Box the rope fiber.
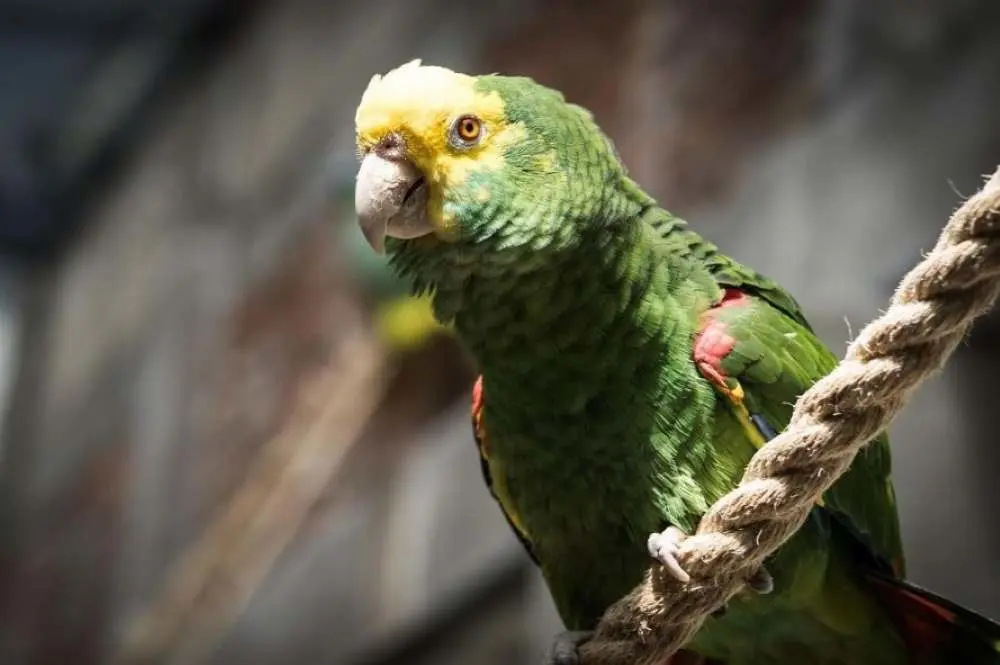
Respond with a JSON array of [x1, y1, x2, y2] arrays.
[[579, 166, 1000, 665]]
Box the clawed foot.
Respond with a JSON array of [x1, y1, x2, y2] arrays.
[[745, 565, 774, 595], [646, 526, 774, 599], [647, 526, 692, 583], [543, 630, 593, 665]]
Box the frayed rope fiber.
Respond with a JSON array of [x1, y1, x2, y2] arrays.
[[580, 167, 1000, 665]]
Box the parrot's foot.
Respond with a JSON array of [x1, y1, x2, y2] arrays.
[[646, 526, 691, 583], [646, 526, 773, 593], [745, 566, 774, 595], [543, 630, 593, 665]]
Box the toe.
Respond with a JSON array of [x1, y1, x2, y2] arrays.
[[646, 532, 665, 559], [544, 630, 593, 665], [646, 529, 691, 583], [661, 555, 691, 584], [747, 566, 774, 595]]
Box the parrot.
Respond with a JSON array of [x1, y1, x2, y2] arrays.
[[350, 59, 1000, 665]]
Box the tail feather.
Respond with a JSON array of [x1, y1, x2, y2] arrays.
[[866, 571, 1000, 664]]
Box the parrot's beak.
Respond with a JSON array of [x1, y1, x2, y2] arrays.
[[355, 151, 431, 254]]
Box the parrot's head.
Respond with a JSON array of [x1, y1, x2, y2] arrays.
[[353, 60, 636, 289]]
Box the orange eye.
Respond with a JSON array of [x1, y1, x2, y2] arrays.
[[453, 115, 482, 145]]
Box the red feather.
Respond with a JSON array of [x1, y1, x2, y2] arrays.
[[471, 375, 487, 457], [865, 570, 1000, 663], [693, 288, 751, 395]]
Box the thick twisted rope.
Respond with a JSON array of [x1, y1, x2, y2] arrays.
[[580, 166, 1000, 665]]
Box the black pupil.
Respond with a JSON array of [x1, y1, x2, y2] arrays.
[[462, 120, 476, 137]]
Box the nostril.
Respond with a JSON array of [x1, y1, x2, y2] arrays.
[[376, 133, 406, 160]]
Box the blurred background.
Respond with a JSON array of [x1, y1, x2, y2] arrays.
[[0, 1, 999, 664]]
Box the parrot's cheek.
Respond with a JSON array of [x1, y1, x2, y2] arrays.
[[355, 152, 433, 254]]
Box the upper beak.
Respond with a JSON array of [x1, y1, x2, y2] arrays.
[[355, 152, 431, 254]]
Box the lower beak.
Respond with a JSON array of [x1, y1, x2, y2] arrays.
[[355, 153, 432, 254]]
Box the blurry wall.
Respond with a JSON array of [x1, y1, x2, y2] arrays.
[[0, 1, 998, 665]]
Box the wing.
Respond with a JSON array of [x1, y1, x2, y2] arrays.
[[693, 285, 905, 572], [648, 208, 903, 568], [649, 211, 813, 330], [471, 376, 540, 565]]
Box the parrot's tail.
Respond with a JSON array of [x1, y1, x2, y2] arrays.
[[865, 571, 1000, 664]]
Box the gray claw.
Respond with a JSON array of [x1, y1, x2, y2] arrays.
[[646, 526, 691, 583], [544, 630, 593, 665], [747, 565, 774, 595], [709, 566, 772, 621]]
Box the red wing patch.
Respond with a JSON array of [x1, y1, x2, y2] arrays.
[[472, 374, 484, 414], [469, 375, 540, 565], [471, 375, 488, 457], [694, 288, 750, 399]]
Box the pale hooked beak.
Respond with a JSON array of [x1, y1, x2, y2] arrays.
[[355, 152, 432, 254]]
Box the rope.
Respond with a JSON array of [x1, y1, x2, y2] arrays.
[[580, 166, 1000, 665]]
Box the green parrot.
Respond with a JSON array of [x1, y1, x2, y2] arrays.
[[351, 60, 1000, 665]]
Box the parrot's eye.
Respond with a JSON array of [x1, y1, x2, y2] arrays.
[[450, 115, 483, 148]]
